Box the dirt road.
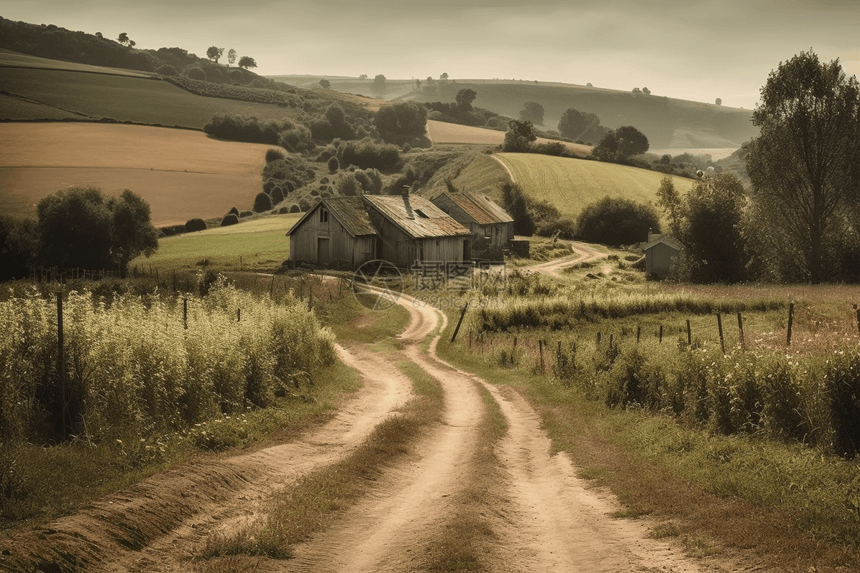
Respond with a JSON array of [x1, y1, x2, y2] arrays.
[[525, 240, 609, 277], [4, 291, 714, 572]]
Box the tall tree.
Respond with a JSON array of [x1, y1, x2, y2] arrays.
[[503, 119, 537, 152], [238, 56, 257, 69], [227, 49, 237, 66], [615, 125, 649, 157], [206, 46, 224, 63], [746, 50, 860, 283], [519, 101, 544, 125], [117, 32, 129, 46], [455, 88, 477, 110], [557, 108, 604, 142]]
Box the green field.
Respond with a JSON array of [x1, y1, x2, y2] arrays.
[[0, 51, 153, 77], [132, 214, 301, 272], [0, 68, 297, 127], [440, 152, 694, 221]]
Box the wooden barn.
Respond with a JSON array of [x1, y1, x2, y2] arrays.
[[286, 190, 471, 270], [286, 196, 379, 269], [644, 233, 683, 280], [363, 191, 471, 269], [431, 192, 514, 254]]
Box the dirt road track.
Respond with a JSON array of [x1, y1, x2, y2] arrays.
[[5, 290, 718, 572], [525, 240, 608, 278]]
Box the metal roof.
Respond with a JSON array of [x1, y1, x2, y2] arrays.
[[436, 192, 513, 225], [363, 194, 470, 239], [285, 197, 378, 238], [644, 235, 683, 251]]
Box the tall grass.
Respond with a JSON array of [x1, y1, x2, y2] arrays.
[[0, 276, 335, 446]]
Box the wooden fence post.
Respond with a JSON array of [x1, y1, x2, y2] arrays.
[[737, 312, 745, 350], [717, 313, 725, 354], [855, 304, 859, 336], [787, 303, 794, 346], [57, 292, 67, 439], [686, 319, 692, 346], [539, 339, 545, 371], [237, 308, 241, 322], [659, 325, 663, 344], [183, 298, 188, 330], [637, 325, 641, 344], [451, 302, 469, 343]]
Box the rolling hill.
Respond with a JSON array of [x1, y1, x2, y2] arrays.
[[428, 152, 695, 223], [0, 123, 273, 226]]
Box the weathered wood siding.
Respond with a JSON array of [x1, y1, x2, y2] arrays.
[[433, 195, 513, 249], [367, 209, 466, 268], [646, 243, 679, 280], [290, 203, 376, 268]]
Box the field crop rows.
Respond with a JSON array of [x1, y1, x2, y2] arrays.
[[0, 68, 297, 127]]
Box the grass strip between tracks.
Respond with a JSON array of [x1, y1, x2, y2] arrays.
[[196, 351, 446, 569]]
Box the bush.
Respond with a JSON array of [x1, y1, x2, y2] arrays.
[[185, 218, 207, 233], [327, 156, 339, 173], [160, 224, 186, 236], [278, 207, 289, 214], [239, 210, 254, 218], [576, 196, 660, 245], [270, 186, 285, 205], [220, 213, 239, 227], [156, 64, 178, 77], [536, 217, 577, 239], [253, 193, 272, 213], [185, 67, 206, 80], [337, 137, 401, 171], [265, 148, 285, 163], [204, 113, 280, 145], [229, 207, 239, 216], [277, 121, 314, 153]]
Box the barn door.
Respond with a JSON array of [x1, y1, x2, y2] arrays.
[[317, 237, 330, 267]]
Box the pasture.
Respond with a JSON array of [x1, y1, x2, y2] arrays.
[[0, 123, 273, 226], [426, 120, 592, 155], [494, 153, 695, 219], [0, 68, 296, 128], [0, 50, 152, 77], [132, 213, 301, 271]]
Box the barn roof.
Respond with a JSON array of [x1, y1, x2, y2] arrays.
[[644, 235, 683, 252], [363, 194, 470, 239], [436, 192, 514, 225], [285, 197, 377, 238]]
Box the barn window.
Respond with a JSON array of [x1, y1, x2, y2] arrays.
[[320, 208, 328, 223]]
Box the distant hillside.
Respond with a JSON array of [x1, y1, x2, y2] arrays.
[[275, 76, 757, 150], [425, 152, 694, 224]]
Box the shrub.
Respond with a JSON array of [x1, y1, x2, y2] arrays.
[[277, 121, 314, 153], [156, 64, 178, 77], [185, 218, 207, 233], [239, 210, 254, 218], [270, 186, 285, 205], [229, 207, 239, 216], [253, 193, 272, 213], [327, 156, 339, 173], [278, 207, 289, 214], [576, 196, 660, 245], [185, 67, 206, 80], [160, 224, 186, 236], [265, 148, 285, 163], [220, 213, 239, 227], [204, 113, 280, 145], [536, 217, 577, 239], [337, 137, 401, 171]]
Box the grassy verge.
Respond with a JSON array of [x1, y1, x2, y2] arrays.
[[196, 357, 445, 570], [315, 290, 412, 346], [0, 360, 361, 529], [435, 307, 860, 572]]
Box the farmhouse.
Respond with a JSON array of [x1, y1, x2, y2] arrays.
[[286, 190, 471, 270], [644, 232, 683, 280], [431, 192, 514, 256]]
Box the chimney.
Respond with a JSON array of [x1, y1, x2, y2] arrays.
[[402, 185, 414, 219], [401, 185, 410, 198]]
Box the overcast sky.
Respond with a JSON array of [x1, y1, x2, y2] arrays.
[[4, 0, 859, 109]]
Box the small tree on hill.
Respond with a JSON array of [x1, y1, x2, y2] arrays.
[[319, 78, 331, 89], [372, 74, 386, 93], [185, 218, 207, 232], [238, 56, 257, 70], [576, 196, 660, 246], [117, 32, 129, 46], [615, 125, 649, 157], [503, 119, 537, 152], [455, 88, 477, 111], [227, 49, 237, 66], [206, 46, 224, 63], [519, 101, 544, 125]]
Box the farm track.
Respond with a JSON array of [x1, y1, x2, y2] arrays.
[[5, 290, 719, 572], [525, 240, 609, 277]]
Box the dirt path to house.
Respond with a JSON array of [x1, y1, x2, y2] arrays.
[[525, 240, 608, 277], [3, 290, 717, 573]]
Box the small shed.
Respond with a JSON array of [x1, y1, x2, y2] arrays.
[[363, 191, 471, 269], [644, 233, 682, 280], [286, 196, 378, 269], [431, 192, 514, 253]]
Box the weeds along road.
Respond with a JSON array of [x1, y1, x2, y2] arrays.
[[8, 286, 709, 572]]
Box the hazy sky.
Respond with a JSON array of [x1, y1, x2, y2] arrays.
[[4, 0, 859, 108]]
